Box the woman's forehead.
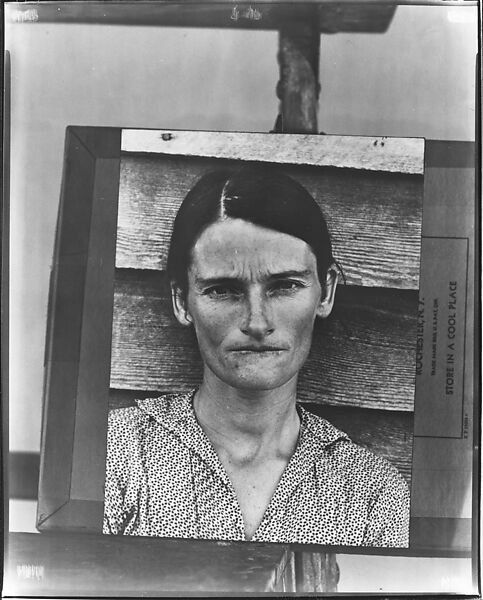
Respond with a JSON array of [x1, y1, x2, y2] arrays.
[[189, 218, 318, 280]]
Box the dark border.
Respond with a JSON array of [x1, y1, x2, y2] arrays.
[[2, 48, 11, 567], [471, 42, 481, 595]]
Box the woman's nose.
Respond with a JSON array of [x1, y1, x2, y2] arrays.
[[240, 290, 274, 338]]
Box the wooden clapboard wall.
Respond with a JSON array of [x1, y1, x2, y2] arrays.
[[110, 130, 423, 484]]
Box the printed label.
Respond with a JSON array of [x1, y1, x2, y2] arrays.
[[414, 237, 468, 438]]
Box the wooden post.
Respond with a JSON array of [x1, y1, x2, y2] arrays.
[[292, 550, 339, 593], [276, 9, 321, 134]]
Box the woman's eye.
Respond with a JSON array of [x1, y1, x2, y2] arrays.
[[204, 286, 241, 298], [270, 280, 304, 294]]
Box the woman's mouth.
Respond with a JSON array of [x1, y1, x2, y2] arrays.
[[230, 345, 287, 352]]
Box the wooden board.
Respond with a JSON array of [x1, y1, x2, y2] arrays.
[[121, 131, 424, 174], [5, 532, 292, 595], [110, 270, 417, 411], [7, 2, 398, 33], [116, 155, 423, 289]]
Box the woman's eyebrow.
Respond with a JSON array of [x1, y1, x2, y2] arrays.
[[267, 270, 312, 280], [194, 276, 241, 287], [194, 270, 313, 287]]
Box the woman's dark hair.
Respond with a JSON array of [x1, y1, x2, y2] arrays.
[[167, 165, 335, 294]]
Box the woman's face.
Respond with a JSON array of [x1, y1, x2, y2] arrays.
[[172, 218, 336, 392]]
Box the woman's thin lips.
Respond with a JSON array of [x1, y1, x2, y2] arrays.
[[229, 346, 287, 352]]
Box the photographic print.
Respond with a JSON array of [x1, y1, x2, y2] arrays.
[[106, 130, 422, 546]]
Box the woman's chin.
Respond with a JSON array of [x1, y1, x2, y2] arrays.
[[221, 367, 296, 392]]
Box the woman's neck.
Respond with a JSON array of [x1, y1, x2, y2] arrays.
[[193, 372, 301, 462]]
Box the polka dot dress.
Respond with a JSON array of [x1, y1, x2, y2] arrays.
[[103, 391, 410, 547]]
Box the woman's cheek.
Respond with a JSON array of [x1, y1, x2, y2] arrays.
[[194, 305, 237, 341], [279, 296, 319, 325]]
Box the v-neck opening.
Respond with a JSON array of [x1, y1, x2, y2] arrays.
[[249, 407, 313, 540], [189, 391, 307, 541]]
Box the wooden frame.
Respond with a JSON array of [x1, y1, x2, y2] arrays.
[[37, 127, 476, 560], [37, 127, 121, 530]]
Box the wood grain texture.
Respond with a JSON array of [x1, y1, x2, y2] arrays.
[[108, 389, 413, 483], [115, 156, 423, 289], [277, 14, 320, 134], [10, 2, 398, 33], [121, 130, 424, 174], [307, 403, 413, 483], [6, 532, 291, 595], [293, 551, 339, 593], [110, 270, 417, 411]]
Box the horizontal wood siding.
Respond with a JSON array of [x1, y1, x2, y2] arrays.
[[121, 131, 424, 174], [116, 155, 423, 289], [110, 270, 417, 411]]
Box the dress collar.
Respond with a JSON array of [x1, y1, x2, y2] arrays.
[[136, 390, 351, 541], [137, 390, 231, 486], [136, 390, 350, 449]]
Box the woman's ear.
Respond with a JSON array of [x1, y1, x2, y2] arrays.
[[170, 282, 193, 326], [316, 265, 338, 319]]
